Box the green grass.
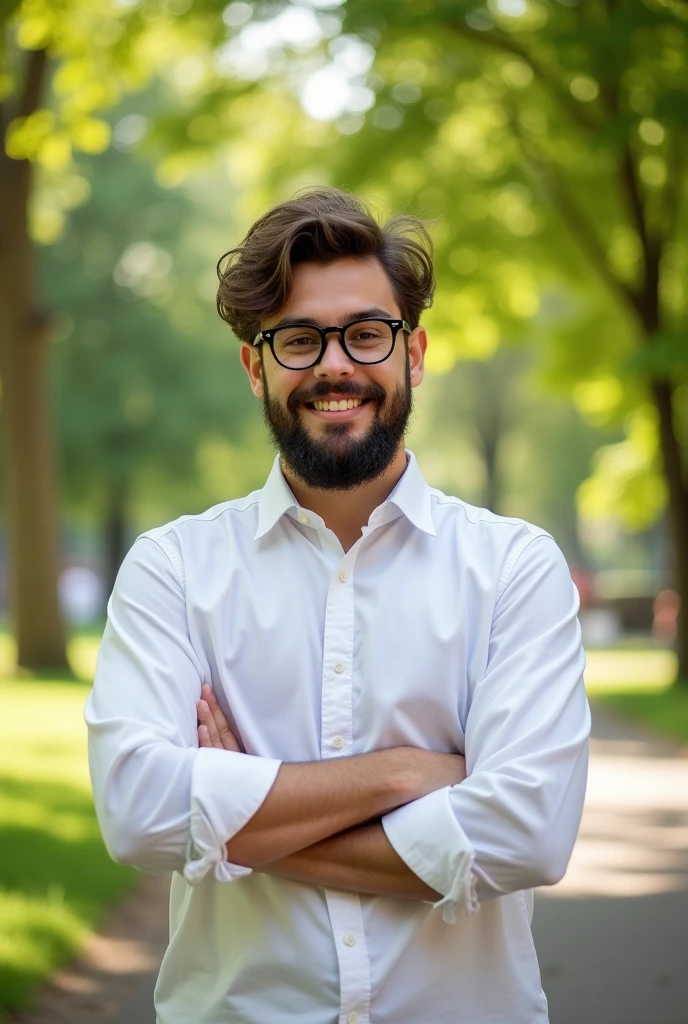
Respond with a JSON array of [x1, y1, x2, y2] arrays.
[[583, 647, 677, 693], [0, 662, 136, 1018], [583, 647, 688, 744], [594, 684, 688, 745]]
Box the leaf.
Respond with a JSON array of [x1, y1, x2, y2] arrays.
[[70, 117, 112, 154], [37, 133, 72, 171], [624, 332, 688, 378], [5, 109, 54, 160], [655, 90, 688, 126]]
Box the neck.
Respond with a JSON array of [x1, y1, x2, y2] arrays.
[[281, 444, 409, 552]]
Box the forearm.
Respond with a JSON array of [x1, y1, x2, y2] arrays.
[[261, 821, 441, 901], [226, 751, 413, 868]]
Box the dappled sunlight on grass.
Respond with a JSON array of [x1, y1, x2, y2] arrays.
[[0, 676, 135, 1015], [584, 648, 676, 694], [595, 685, 688, 746], [0, 632, 102, 683], [0, 888, 88, 1010], [0, 633, 15, 678], [67, 634, 102, 682]]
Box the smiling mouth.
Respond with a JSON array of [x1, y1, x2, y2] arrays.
[[305, 397, 370, 412]]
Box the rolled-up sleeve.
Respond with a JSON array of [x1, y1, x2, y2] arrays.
[[85, 536, 281, 884], [382, 533, 590, 922]]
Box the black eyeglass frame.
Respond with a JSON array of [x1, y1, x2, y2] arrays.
[[253, 317, 412, 370]]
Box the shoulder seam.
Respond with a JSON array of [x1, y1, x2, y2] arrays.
[[433, 493, 552, 536], [135, 534, 186, 591], [495, 532, 554, 603], [142, 498, 260, 544]]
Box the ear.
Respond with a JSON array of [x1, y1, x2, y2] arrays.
[[240, 341, 264, 399], [408, 326, 427, 389]]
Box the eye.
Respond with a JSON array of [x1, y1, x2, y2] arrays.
[[287, 335, 316, 346], [351, 328, 381, 341]]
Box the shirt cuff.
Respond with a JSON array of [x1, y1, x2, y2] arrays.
[[183, 747, 282, 885], [381, 786, 479, 923]]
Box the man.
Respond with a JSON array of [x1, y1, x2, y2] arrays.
[[86, 187, 590, 1024]]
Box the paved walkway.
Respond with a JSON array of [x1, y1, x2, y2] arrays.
[[13, 707, 688, 1024], [533, 707, 688, 1024]]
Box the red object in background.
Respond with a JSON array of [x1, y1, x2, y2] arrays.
[[570, 564, 594, 609], [652, 589, 680, 640]]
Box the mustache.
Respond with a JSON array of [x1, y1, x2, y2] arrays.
[[287, 380, 386, 414]]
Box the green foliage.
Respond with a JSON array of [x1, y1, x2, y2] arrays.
[[323, 0, 688, 533], [3, 0, 686, 540], [44, 93, 264, 530]]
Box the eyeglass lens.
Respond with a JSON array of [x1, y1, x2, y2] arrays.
[[272, 320, 395, 367]]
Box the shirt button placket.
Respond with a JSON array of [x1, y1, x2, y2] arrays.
[[321, 557, 370, 1024], [321, 559, 354, 761]]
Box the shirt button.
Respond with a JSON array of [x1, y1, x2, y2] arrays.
[[334, 662, 345, 674], [338, 570, 348, 582], [348, 1014, 358, 1024], [343, 934, 356, 947], [333, 736, 344, 749], [297, 512, 309, 525]]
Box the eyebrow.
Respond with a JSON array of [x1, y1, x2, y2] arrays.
[[267, 307, 396, 331]]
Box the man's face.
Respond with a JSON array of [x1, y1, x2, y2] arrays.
[[240, 257, 427, 490]]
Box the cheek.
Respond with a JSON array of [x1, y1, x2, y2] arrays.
[[275, 372, 310, 409]]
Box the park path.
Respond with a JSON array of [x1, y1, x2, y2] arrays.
[[533, 706, 688, 1024], [11, 706, 688, 1024]]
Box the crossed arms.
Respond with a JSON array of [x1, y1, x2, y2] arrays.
[[87, 533, 590, 910], [197, 684, 467, 901]]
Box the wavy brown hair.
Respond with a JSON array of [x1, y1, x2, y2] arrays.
[[216, 188, 435, 341]]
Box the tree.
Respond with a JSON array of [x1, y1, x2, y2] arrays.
[[320, 0, 688, 678], [0, 0, 258, 667], [0, 2, 157, 667]]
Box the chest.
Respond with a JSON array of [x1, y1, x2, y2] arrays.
[[186, 526, 495, 760]]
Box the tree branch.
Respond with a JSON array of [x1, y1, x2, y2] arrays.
[[621, 143, 661, 332], [4, 48, 48, 217], [665, 130, 685, 249], [443, 18, 601, 134], [18, 47, 47, 120], [509, 111, 640, 318], [596, 56, 661, 334]]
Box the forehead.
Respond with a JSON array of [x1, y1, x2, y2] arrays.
[[264, 256, 401, 328]]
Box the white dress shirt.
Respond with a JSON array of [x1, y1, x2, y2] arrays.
[[86, 450, 590, 1024]]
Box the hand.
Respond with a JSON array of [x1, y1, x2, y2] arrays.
[[394, 747, 467, 801], [196, 684, 241, 751]]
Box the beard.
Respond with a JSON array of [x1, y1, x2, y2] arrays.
[[261, 362, 413, 491]]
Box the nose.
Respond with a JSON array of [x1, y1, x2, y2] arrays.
[[313, 333, 356, 381]]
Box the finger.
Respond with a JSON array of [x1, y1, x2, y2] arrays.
[[197, 699, 223, 749], [198, 724, 212, 748], [202, 685, 241, 752]]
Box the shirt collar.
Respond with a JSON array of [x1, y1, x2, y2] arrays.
[[254, 455, 300, 540], [254, 449, 436, 541], [383, 450, 436, 536]]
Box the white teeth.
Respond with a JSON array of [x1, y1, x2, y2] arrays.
[[312, 398, 363, 411]]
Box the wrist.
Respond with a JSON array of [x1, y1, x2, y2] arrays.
[[373, 748, 421, 809]]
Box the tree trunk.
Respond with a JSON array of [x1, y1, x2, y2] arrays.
[[0, 52, 68, 671], [104, 479, 129, 603], [651, 379, 688, 682]]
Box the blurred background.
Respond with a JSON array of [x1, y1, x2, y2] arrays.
[[0, 1, 687, 1022]]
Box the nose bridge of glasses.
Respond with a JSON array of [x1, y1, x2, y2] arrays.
[[322, 325, 347, 343], [318, 327, 353, 366]]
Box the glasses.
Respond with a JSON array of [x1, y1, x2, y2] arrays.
[[253, 317, 411, 370]]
